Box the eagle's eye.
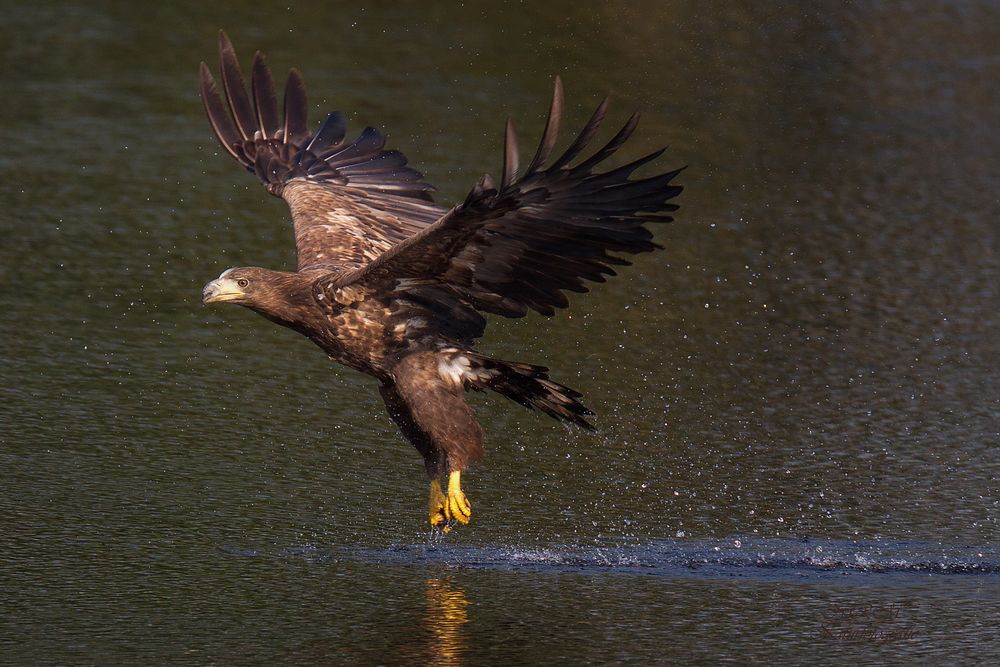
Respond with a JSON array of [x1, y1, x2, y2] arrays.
[[237, 278, 250, 288]]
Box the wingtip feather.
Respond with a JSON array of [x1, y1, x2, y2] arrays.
[[251, 51, 280, 139], [550, 96, 611, 170], [218, 31, 256, 141], [282, 67, 309, 145], [525, 75, 564, 174], [199, 60, 245, 164], [501, 117, 520, 191]]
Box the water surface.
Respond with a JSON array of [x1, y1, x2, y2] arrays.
[[1, 1, 997, 664]]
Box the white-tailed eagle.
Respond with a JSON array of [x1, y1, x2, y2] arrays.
[[199, 32, 683, 531]]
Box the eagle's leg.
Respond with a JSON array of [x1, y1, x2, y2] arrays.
[[384, 351, 485, 531]]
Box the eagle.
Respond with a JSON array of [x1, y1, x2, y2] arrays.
[[199, 32, 682, 531]]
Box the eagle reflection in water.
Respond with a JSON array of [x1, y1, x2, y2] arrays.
[[199, 32, 683, 531], [424, 578, 470, 666]]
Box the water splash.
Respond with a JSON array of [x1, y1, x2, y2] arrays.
[[223, 538, 1000, 582]]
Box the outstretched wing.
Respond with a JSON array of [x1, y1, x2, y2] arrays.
[[331, 77, 683, 319], [199, 31, 443, 272]]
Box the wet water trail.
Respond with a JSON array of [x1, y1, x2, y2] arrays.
[[231, 538, 1000, 581]]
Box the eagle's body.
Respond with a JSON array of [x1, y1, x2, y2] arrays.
[[199, 33, 682, 530]]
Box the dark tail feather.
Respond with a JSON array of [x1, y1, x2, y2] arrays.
[[464, 353, 595, 430]]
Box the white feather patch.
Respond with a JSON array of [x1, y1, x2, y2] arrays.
[[437, 355, 471, 385]]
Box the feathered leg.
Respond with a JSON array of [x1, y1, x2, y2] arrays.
[[380, 351, 484, 530], [379, 382, 452, 528]]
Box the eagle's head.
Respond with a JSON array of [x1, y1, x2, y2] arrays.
[[202, 267, 315, 324], [202, 267, 260, 305]]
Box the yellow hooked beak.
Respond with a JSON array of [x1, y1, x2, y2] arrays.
[[202, 277, 245, 304]]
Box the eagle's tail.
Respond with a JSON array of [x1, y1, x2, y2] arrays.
[[462, 352, 596, 431]]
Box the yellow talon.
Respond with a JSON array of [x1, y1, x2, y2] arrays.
[[428, 471, 472, 532], [429, 479, 448, 529], [447, 470, 472, 525]]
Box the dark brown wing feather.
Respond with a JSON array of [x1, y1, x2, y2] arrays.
[[199, 31, 442, 271], [334, 77, 683, 320]]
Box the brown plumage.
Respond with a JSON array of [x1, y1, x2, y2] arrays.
[[199, 31, 683, 530]]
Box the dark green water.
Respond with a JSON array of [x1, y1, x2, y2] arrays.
[[1, 1, 997, 664]]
